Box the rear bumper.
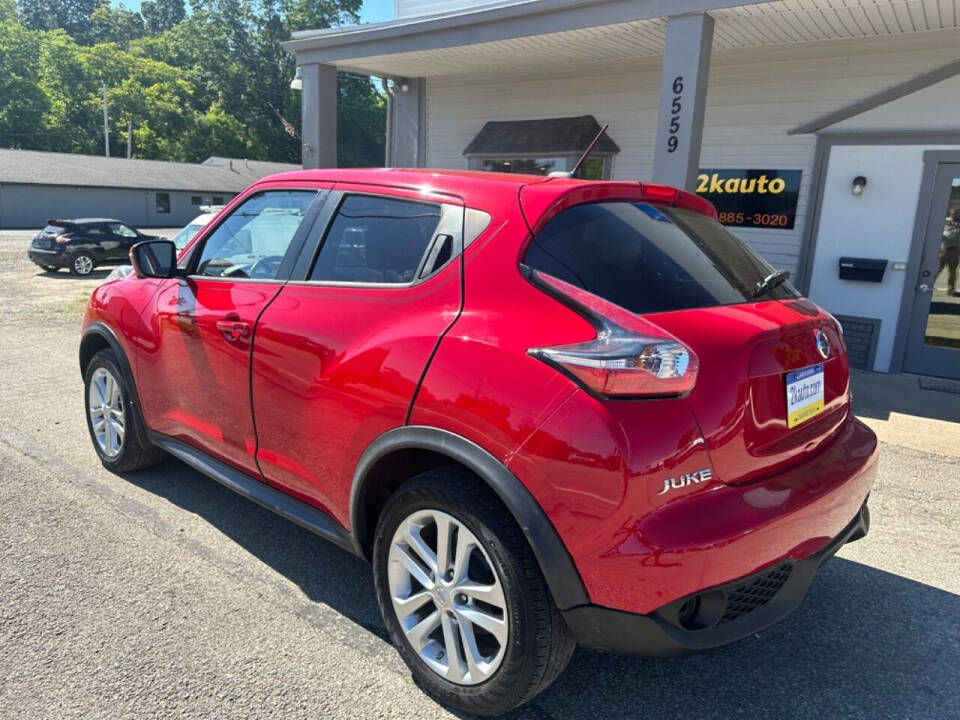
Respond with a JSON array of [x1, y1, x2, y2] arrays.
[[562, 414, 878, 615], [29, 249, 65, 266], [563, 500, 870, 655]]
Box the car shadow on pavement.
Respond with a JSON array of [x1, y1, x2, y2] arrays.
[[126, 457, 387, 638], [37, 268, 111, 280], [127, 458, 960, 720]]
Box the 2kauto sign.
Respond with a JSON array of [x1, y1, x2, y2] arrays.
[[696, 168, 802, 230]]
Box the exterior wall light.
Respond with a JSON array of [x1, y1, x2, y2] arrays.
[[290, 66, 303, 91], [852, 175, 867, 196]]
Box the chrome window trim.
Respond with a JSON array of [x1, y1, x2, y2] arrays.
[[183, 275, 287, 286], [285, 279, 414, 289]]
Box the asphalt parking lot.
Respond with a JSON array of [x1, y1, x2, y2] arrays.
[[1, 228, 958, 719]]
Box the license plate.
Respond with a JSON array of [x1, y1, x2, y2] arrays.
[[785, 363, 825, 428]]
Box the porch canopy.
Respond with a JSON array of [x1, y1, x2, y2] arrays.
[[283, 0, 960, 185]]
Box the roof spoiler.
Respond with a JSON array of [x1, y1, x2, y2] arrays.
[[519, 181, 718, 235]]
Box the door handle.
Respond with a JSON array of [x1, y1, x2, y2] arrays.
[[216, 315, 251, 342]]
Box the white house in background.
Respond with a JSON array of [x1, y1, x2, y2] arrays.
[[284, 0, 960, 381]]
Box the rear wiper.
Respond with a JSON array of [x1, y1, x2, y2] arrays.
[[752, 269, 791, 299]]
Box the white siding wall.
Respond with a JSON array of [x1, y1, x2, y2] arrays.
[[424, 29, 960, 275], [396, 0, 495, 18], [807, 144, 960, 372]]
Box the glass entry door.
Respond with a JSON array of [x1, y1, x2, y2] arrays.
[[903, 162, 960, 379]]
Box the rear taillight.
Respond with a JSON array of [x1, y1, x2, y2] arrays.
[[526, 270, 699, 398], [55, 233, 73, 243]]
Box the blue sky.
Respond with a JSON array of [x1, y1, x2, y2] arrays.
[[113, 1, 394, 24], [359, 0, 393, 23]]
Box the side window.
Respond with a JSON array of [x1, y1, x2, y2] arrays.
[[84, 223, 107, 236], [108, 223, 137, 238], [309, 195, 442, 284], [194, 190, 316, 280], [156, 192, 170, 214]]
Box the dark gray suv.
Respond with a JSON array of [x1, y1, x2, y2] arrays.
[[28, 218, 162, 276]]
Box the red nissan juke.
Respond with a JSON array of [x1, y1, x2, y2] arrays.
[[80, 169, 878, 716]]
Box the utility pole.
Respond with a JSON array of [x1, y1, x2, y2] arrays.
[[101, 84, 110, 158], [127, 118, 132, 159]]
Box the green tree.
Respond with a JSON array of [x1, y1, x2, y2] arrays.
[[36, 30, 200, 158], [0, 0, 16, 22], [0, 20, 51, 149], [16, 0, 99, 38], [37, 30, 105, 153], [4, 0, 386, 166], [337, 73, 385, 167], [140, 0, 184, 35], [89, 3, 144, 49]]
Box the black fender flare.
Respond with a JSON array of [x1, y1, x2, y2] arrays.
[[79, 322, 152, 448], [350, 426, 590, 610]]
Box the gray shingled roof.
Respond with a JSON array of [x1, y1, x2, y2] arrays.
[[463, 116, 620, 156], [0, 149, 299, 192]]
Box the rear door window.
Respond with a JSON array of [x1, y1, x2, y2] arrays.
[[524, 202, 798, 314], [309, 194, 442, 284]]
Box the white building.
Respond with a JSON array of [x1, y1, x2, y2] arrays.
[[285, 0, 960, 380]]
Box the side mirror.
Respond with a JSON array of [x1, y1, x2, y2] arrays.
[[130, 239, 178, 279]]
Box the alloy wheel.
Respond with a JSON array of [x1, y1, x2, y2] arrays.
[[74, 255, 94, 275], [387, 509, 508, 685], [88, 367, 125, 458]]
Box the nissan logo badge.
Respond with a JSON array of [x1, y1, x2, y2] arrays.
[[815, 329, 831, 359]]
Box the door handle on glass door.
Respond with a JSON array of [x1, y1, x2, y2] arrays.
[[216, 315, 251, 341]]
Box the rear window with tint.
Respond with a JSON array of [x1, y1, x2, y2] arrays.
[[524, 202, 798, 314]]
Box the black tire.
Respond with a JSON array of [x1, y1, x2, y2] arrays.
[[83, 349, 165, 472], [373, 468, 576, 716], [70, 251, 96, 276]]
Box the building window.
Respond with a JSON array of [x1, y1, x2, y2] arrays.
[[212, 196, 224, 205], [463, 115, 618, 181], [191, 195, 202, 205], [475, 155, 610, 179], [156, 192, 170, 214]]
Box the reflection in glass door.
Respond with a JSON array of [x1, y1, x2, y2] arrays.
[[904, 164, 960, 379], [925, 178, 960, 348]]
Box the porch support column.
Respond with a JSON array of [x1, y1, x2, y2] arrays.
[[387, 78, 426, 167], [301, 62, 338, 169], [653, 13, 714, 190]]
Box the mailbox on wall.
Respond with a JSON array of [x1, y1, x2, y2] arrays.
[[838, 257, 888, 283]]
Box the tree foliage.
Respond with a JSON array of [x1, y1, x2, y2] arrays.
[[140, 0, 184, 35], [1, 0, 384, 165]]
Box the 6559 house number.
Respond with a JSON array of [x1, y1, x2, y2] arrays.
[[666, 76, 684, 153]]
